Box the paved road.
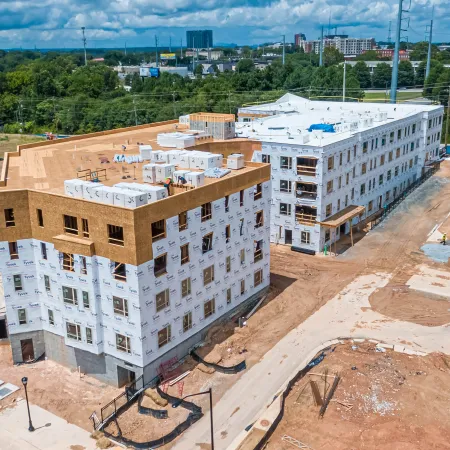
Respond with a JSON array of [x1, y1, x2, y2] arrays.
[[173, 271, 450, 450], [0, 399, 96, 450]]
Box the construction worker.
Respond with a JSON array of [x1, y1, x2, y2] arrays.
[[443, 233, 447, 246]]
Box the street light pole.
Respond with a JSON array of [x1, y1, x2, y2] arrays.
[[173, 388, 214, 450], [21, 377, 34, 432]]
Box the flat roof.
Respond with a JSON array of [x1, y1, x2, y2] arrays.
[[237, 94, 443, 147], [1, 121, 261, 196]]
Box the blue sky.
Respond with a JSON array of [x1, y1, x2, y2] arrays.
[[0, 0, 449, 49]]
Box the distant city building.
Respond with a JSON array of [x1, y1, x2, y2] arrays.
[[299, 37, 375, 56], [367, 49, 410, 61], [294, 33, 306, 46], [185, 50, 223, 60], [437, 44, 450, 52], [187, 30, 213, 49]]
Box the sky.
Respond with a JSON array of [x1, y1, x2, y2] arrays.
[[0, 0, 449, 49]]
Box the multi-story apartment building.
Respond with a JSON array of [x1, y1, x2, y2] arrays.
[[237, 94, 444, 254], [299, 36, 375, 56], [0, 118, 270, 387]]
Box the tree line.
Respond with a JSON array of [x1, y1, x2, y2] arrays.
[[0, 45, 449, 136]]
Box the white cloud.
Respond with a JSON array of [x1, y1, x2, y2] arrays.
[[0, 0, 448, 47]]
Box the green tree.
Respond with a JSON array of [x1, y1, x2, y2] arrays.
[[323, 47, 344, 66], [372, 63, 392, 89], [236, 59, 254, 73], [352, 61, 372, 89], [398, 61, 415, 88], [410, 41, 438, 61]]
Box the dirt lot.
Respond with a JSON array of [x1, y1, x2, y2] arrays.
[[0, 344, 121, 430], [267, 342, 450, 450]]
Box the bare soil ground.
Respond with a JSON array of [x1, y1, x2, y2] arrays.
[[0, 345, 121, 430], [267, 342, 450, 450]]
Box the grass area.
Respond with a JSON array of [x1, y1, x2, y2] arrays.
[[0, 134, 45, 157], [363, 91, 423, 102]]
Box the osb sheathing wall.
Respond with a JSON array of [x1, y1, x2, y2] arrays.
[[0, 163, 270, 266]]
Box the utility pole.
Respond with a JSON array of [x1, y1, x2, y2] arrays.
[[169, 36, 172, 53], [319, 26, 324, 67], [282, 35, 286, 66], [387, 21, 392, 45], [192, 37, 196, 72], [445, 86, 450, 154], [155, 35, 159, 67], [343, 63, 346, 102], [128, 96, 145, 127], [390, 0, 408, 103], [425, 6, 434, 81], [180, 38, 183, 58], [125, 42, 127, 56], [81, 27, 87, 66]]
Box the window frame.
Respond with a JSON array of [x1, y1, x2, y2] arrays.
[[181, 278, 191, 298], [113, 296, 129, 317], [156, 288, 170, 312], [13, 274, 22, 291], [179, 211, 188, 231], [151, 220, 166, 242], [183, 312, 192, 333], [116, 333, 131, 353], [180, 243, 190, 265], [254, 268, 263, 287], [201, 203, 212, 222], [158, 325, 171, 348], [204, 298, 216, 319], [203, 265, 215, 286], [154, 254, 167, 278], [63, 215, 78, 235], [18, 308, 27, 325], [66, 322, 82, 341], [4, 208, 15, 227], [202, 233, 213, 254], [62, 286, 78, 305]]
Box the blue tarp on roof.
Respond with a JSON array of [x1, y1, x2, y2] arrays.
[[308, 124, 335, 133]]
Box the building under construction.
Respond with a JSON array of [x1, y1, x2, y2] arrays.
[[0, 114, 270, 386]]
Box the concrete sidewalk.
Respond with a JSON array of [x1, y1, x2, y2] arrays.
[[0, 399, 96, 450], [173, 271, 450, 450]]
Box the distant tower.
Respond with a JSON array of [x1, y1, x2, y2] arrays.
[[81, 27, 87, 66]]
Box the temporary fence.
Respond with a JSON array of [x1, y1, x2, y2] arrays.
[[137, 393, 168, 419], [370, 162, 440, 230], [190, 349, 247, 374], [102, 382, 203, 449]]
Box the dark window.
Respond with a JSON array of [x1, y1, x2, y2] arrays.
[[240, 190, 244, 207], [44, 275, 51, 292], [9, 242, 18, 260], [40, 242, 47, 260], [80, 256, 87, 274], [179, 211, 188, 231], [62, 253, 74, 271], [151, 220, 166, 242], [254, 184, 262, 200], [202, 233, 213, 254], [82, 218, 89, 238], [201, 203, 212, 221], [108, 224, 124, 246], [180, 244, 189, 265], [13, 274, 22, 291], [183, 312, 192, 332], [64, 215, 78, 235], [4, 209, 15, 227], [225, 195, 229, 212], [154, 254, 167, 277], [113, 261, 127, 281], [37, 209, 44, 227]]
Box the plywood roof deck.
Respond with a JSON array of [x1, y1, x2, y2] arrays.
[[1, 122, 261, 196]]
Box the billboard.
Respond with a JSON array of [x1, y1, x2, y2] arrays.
[[140, 67, 160, 77], [160, 53, 176, 60]]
